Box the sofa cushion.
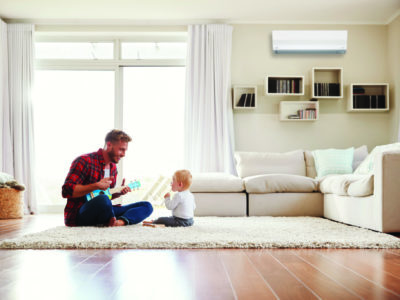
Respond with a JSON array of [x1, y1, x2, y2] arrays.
[[347, 174, 374, 197], [235, 150, 306, 178], [312, 147, 354, 178], [305, 145, 368, 178], [190, 172, 244, 193], [319, 174, 373, 196], [353, 145, 369, 171], [354, 143, 400, 175], [244, 174, 319, 194]]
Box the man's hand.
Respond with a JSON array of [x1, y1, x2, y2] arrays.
[[119, 178, 131, 195], [111, 178, 131, 200], [97, 177, 113, 190], [164, 192, 170, 199], [71, 177, 113, 199]]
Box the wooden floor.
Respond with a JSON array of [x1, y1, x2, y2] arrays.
[[1, 215, 400, 300]]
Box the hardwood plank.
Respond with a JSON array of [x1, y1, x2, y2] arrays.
[[320, 249, 400, 297], [219, 249, 277, 299], [246, 250, 319, 299], [0, 250, 96, 300], [295, 249, 399, 300], [270, 249, 360, 300], [387, 249, 400, 257], [112, 249, 236, 300], [0, 214, 63, 239]]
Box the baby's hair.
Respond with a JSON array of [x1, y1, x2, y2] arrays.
[[173, 169, 192, 190]]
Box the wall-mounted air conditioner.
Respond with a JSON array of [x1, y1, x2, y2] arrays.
[[272, 30, 347, 54]]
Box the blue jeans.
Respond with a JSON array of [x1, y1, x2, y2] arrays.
[[153, 216, 194, 227], [77, 194, 153, 226]]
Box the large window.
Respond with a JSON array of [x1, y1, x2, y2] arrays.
[[34, 34, 186, 209], [122, 67, 185, 177], [121, 67, 185, 204], [33, 70, 115, 205]]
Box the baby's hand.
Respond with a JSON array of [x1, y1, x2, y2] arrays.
[[164, 192, 170, 198]]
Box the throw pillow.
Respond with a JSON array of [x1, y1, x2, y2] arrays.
[[312, 147, 354, 178], [305, 145, 368, 178], [354, 143, 400, 175], [234, 150, 306, 178]]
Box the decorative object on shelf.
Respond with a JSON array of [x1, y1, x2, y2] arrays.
[[232, 85, 257, 109], [265, 75, 304, 95], [311, 67, 343, 98], [279, 101, 319, 121], [348, 83, 389, 112]]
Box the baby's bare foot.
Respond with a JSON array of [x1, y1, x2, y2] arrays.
[[112, 219, 125, 226], [108, 217, 116, 227]]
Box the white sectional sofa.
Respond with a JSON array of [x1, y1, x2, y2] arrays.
[[190, 172, 247, 216], [190, 145, 400, 233]]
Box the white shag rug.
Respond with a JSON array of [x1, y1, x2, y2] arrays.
[[1, 217, 399, 249]]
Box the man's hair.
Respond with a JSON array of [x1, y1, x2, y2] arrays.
[[105, 129, 132, 144], [173, 169, 192, 190]]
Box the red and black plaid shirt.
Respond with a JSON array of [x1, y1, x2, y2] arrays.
[[62, 148, 117, 226]]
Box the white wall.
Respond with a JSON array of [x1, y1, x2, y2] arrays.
[[232, 24, 391, 153], [388, 14, 400, 143]]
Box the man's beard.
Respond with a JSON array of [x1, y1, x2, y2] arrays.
[[108, 149, 119, 164]]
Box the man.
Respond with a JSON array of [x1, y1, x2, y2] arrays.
[[62, 129, 153, 227]]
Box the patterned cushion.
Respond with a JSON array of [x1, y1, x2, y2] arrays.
[[312, 147, 354, 178], [305, 145, 368, 178]]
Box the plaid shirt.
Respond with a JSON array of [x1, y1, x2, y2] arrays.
[[62, 148, 117, 226]]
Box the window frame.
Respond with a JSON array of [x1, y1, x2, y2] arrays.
[[34, 30, 187, 211]]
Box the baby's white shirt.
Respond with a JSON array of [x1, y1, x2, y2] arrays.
[[164, 190, 196, 219]]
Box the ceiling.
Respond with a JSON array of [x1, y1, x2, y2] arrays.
[[0, 0, 400, 25]]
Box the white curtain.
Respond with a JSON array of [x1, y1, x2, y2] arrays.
[[2, 23, 37, 214], [0, 19, 12, 174], [184, 24, 236, 174]]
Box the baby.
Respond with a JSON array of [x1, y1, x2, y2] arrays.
[[144, 169, 196, 227]]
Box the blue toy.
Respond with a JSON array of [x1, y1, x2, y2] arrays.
[[86, 180, 141, 201]]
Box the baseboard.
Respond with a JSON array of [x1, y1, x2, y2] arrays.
[[38, 204, 64, 214]]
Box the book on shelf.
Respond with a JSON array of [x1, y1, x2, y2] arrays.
[[353, 95, 386, 109], [353, 87, 365, 94], [269, 78, 301, 94], [314, 83, 340, 96], [237, 93, 255, 107], [237, 93, 246, 107], [296, 107, 317, 120], [249, 93, 255, 107], [243, 93, 249, 107]]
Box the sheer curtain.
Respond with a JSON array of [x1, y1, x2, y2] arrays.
[[0, 19, 12, 174], [1, 23, 37, 214], [184, 24, 236, 174]]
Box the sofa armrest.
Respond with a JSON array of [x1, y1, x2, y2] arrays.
[[374, 150, 400, 232]]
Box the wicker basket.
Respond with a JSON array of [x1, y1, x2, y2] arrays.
[[0, 188, 24, 219]]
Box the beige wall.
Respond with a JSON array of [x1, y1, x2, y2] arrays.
[[232, 24, 391, 152], [388, 15, 400, 143]]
